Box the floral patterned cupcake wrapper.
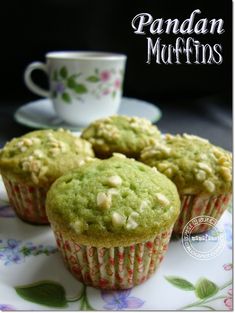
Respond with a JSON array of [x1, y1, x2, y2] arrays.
[[2, 176, 49, 224], [53, 228, 173, 290], [173, 193, 232, 234]]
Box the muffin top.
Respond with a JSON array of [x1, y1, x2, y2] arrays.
[[140, 133, 232, 195], [46, 155, 180, 247], [0, 129, 94, 186], [81, 115, 162, 158]]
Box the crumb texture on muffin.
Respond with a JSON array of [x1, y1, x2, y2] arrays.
[[81, 115, 162, 158], [140, 133, 232, 195], [0, 129, 94, 186], [46, 156, 180, 247]]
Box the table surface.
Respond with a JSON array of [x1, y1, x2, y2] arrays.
[[0, 98, 232, 151]]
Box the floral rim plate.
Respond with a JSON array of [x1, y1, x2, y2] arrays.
[[0, 174, 232, 311], [14, 97, 162, 131]]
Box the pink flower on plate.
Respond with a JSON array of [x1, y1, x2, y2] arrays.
[[224, 289, 233, 310], [224, 297, 233, 310], [114, 79, 121, 89], [223, 263, 233, 271], [102, 88, 110, 95], [100, 71, 111, 82]]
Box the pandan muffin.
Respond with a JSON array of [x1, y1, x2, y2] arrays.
[[140, 133, 232, 234], [0, 129, 94, 224], [46, 155, 180, 289], [81, 115, 162, 158]]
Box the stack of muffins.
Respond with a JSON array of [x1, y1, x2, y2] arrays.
[[0, 115, 232, 289]]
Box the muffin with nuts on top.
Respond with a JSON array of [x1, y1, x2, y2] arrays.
[[81, 115, 162, 158], [0, 129, 94, 224], [140, 133, 232, 234], [46, 155, 180, 289]]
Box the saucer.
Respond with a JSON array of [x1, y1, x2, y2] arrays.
[[14, 97, 162, 131], [0, 176, 232, 310]]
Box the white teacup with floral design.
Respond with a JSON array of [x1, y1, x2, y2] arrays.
[[24, 51, 127, 126]]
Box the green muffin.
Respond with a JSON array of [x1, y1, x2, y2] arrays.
[[81, 115, 162, 158], [46, 155, 180, 289], [0, 128, 94, 224], [140, 133, 232, 234]]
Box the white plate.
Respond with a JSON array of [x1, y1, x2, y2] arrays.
[[14, 97, 162, 131], [0, 175, 232, 311]]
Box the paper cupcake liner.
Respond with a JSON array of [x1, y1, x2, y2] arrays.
[[173, 193, 232, 234], [2, 176, 49, 224], [53, 228, 172, 289]]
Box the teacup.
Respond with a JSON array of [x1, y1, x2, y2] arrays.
[[24, 51, 127, 126]]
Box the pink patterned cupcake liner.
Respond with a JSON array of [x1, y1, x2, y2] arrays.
[[2, 176, 49, 224], [53, 227, 172, 289], [173, 193, 232, 234]]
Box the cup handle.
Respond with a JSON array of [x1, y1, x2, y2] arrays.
[[24, 62, 50, 98]]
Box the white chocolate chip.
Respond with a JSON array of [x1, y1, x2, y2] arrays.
[[89, 138, 96, 144], [151, 167, 158, 173], [75, 140, 83, 149], [23, 138, 33, 146], [199, 154, 207, 160], [78, 160, 85, 167], [38, 166, 48, 178], [50, 148, 60, 156], [107, 175, 122, 187], [148, 138, 158, 145], [142, 144, 171, 158], [183, 133, 209, 143], [157, 163, 170, 171], [16, 141, 24, 147], [70, 220, 83, 234], [33, 149, 44, 158], [198, 162, 212, 173], [164, 168, 173, 177], [31, 172, 39, 184], [112, 212, 126, 227], [126, 212, 139, 230], [161, 146, 172, 155], [210, 153, 218, 162], [212, 148, 223, 158], [155, 193, 170, 206], [203, 180, 215, 193], [165, 133, 174, 140], [108, 188, 119, 196], [196, 170, 206, 181], [130, 212, 139, 218], [126, 220, 138, 230], [85, 156, 94, 162], [22, 161, 30, 171], [97, 192, 112, 209], [32, 160, 41, 172], [60, 142, 67, 153], [220, 167, 232, 182], [47, 133, 54, 140], [50, 141, 60, 148], [31, 137, 41, 145], [139, 200, 149, 212], [20, 146, 27, 152], [112, 153, 127, 159], [96, 139, 105, 145]]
